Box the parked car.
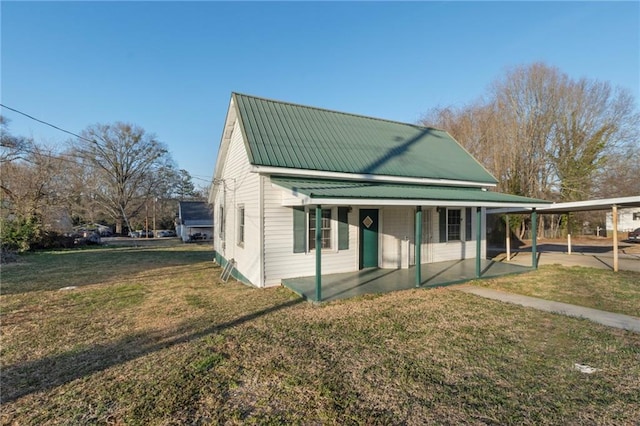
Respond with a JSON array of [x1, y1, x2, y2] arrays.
[[156, 230, 177, 238], [71, 230, 101, 245], [129, 231, 141, 238], [188, 232, 208, 242], [628, 228, 640, 242]]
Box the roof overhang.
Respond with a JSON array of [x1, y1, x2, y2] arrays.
[[252, 165, 496, 188], [271, 176, 550, 209], [488, 196, 640, 215]]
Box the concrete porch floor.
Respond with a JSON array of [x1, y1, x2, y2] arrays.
[[282, 259, 532, 302]]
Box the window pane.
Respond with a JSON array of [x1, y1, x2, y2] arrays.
[[309, 208, 332, 250], [238, 207, 245, 244], [447, 209, 461, 241]]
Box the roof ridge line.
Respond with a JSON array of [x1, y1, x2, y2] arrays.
[[231, 92, 442, 131]]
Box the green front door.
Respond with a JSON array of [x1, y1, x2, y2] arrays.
[[359, 209, 379, 269]]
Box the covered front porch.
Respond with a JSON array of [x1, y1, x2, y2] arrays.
[[282, 258, 531, 302]]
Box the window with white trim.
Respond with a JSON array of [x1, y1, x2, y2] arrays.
[[219, 206, 225, 240], [293, 206, 349, 253], [237, 205, 245, 246], [447, 209, 462, 241], [309, 208, 332, 250]]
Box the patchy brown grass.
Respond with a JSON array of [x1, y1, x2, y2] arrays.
[[476, 265, 640, 317], [2, 247, 639, 424]]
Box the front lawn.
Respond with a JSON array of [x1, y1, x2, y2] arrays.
[[1, 246, 639, 424], [476, 265, 640, 317]]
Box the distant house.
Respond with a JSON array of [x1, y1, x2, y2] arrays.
[[606, 207, 640, 233], [176, 201, 213, 242], [209, 93, 546, 287]]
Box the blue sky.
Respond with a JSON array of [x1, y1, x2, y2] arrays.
[[2, 1, 638, 185]]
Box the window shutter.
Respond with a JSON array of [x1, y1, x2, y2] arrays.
[[465, 208, 472, 241], [338, 207, 349, 250], [439, 208, 447, 243], [293, 207, 306, 253]]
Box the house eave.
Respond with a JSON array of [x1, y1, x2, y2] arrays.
[[251, 165, 497, 188], [281, 196, 551, 209]]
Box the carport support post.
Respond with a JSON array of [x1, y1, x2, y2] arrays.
[[476, 207, 482, 278], [612, 204, 619, 272], [315, 205, 322, 301], [415, 206, 422, 287], [531, 208, 538, 269], [505, 214, 511, 261]]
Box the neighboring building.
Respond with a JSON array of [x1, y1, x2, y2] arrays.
[[176, 201, 213, 242], [209, 93, 545, 287], [606, 207, 640, 233]]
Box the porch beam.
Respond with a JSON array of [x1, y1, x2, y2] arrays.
[[315, 205, 322, 301], [531, 208, 538, 269], [415, 206, 422, 287], [476, 207, 482, 278]]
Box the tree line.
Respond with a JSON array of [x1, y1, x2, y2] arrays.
[[2, 62, 638, 250], [420, 63, 638, 238], [1, 119, 206, 252]]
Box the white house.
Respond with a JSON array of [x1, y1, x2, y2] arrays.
[[209, 93, 546, 290], [606, 207, 640, 233]]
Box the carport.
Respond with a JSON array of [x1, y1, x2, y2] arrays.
[[489, 196, 640, 272]]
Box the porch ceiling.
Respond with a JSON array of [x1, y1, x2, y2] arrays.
[[271, 176, 550, 208]]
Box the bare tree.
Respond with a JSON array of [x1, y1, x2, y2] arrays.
[[1, 144, 68, 232], [420, 62, 639, 237], [72, 122, 174, 234]]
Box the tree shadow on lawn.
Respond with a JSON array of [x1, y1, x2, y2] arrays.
[[1, 297, 304, 403], [1, 247, 215, 295]]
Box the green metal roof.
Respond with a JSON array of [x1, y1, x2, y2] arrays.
[[271, 177, 548, 205], [233, 93, 498, 184]]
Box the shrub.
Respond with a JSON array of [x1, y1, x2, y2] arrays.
[[0, 216, 41, 253]]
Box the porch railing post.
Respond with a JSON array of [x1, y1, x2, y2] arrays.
[[531, 208, 538, 269], [415, 206, 422, 287], [476, 207, 482, 278], [315, 205, 322, 301]]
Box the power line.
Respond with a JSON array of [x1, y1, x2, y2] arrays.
[[1, 103, 213, 183], [0, 103, 95, 144]]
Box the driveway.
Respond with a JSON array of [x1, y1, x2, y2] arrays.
[[494, 241, 640, 272]]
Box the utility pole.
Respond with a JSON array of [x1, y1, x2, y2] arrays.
[[153, 197, 157, 238]]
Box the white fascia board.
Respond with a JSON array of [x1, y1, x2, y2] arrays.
[[539, 196, 640, 211], [252, 165, 496, 188], [279, 196, 548, 209], [211, 97, 238, 201], [299, 199, 550, 209], [272, 182, 546, 209], [489, 196, 640, 215]]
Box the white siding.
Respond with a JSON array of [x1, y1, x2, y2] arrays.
[[431, 207, 486, 262], [421, 208, 434, 263], [263, 181, 358, 286], [606, 208, 640, 232], [381, 207, 414, 269], [213, 120, 262, 286]]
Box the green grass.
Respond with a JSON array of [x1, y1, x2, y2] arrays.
[[476, 265, 640, 317], [2, 246, 639, 424]]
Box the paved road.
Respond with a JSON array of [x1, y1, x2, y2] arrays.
[[456, 285, 640, 333]]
